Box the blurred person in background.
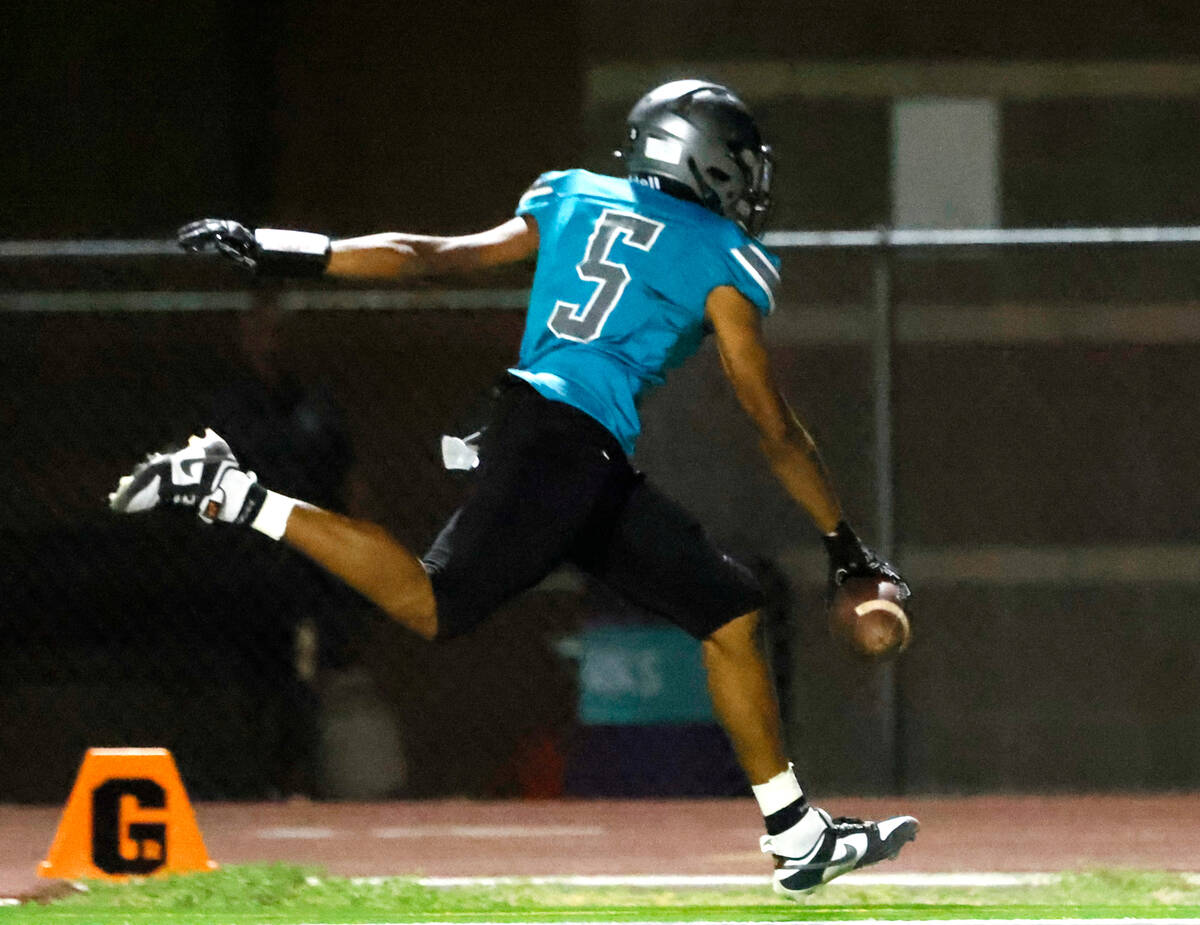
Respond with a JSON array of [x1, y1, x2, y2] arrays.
[[213, 291, 371, 796]]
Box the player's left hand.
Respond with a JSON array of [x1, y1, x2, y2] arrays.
[[822, 521, 911, 603], [177, 218, 260, 271]]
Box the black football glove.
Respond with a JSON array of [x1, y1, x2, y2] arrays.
[[177, 219, 331, 277], [822, 520, 911, 603], [177, 219, 258, 269]]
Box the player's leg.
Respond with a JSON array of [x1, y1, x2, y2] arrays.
[[108, 428, 442, 638], [280, 387, 615, 639], [701, 609, 789, 785], [109, 382, 615, 643], [281, 505, 437, 640], [700, 610, 827, 875], [701, 606, 917, 892], [582, 478, 918, 897]]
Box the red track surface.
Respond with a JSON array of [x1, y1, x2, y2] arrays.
[[3, 794, 1198, 900]]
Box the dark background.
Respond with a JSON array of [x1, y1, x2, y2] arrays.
[[6, 1, 1200, 237], [3, 1, 1200, 801]]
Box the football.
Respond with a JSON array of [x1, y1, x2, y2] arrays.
[[829, 576, 911, 659]]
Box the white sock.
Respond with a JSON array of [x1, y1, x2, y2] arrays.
[[752, 763, 804, 816], [753, 764, 827, 857]]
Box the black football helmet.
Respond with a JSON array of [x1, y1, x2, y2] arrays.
[[619, 79, 773, 236]]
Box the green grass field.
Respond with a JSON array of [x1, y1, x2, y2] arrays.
[[4, 865, 1200, 924]]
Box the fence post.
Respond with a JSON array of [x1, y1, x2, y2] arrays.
[[872, 230, 896, 560], [871, 229, 903, 792]]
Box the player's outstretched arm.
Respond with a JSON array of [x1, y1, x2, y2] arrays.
[[705, 285, 843, 533], [177, 215, 539, 280], [327, 216, 539, 279]]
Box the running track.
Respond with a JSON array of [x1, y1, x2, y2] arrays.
[[3, 794, 1198, 900]]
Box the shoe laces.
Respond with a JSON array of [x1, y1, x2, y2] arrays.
[[827, 816, 875, 834]]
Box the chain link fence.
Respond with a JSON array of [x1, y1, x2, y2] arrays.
[[2, 235, 1199, 802]]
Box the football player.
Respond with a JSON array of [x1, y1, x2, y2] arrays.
[[112, 80, 916, 895]]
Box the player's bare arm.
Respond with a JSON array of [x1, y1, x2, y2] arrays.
[[705, 285, 909, 603], [326, 215, 539, 279], [705, 284, 843, 534], [176, 215, 538, 280]]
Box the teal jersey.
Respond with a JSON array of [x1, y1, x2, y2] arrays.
[[511, 169, 781, 455]]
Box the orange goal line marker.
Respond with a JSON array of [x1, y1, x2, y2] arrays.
[[39, 747, 216, 881]]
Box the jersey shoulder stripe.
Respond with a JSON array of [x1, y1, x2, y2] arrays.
[[515, 170, 575, 215], [516, 169, 636, 216], [517, 183, 554, 211], [730, 241, 781, 314]]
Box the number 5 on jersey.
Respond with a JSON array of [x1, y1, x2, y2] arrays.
[[549, 210, 664, 342]]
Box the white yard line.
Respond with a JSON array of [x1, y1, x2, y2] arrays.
[[255, 826, 337, 839], [373, 825, 605, 839], [296, 919, 1200, 925], [416, 872, 1060, 888], [257, 824, 608, 840]]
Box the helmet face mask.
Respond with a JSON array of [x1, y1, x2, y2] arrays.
[[620, 80, 773, 236]]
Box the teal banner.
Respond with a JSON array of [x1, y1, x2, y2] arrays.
[[573, 625, 714, 725]]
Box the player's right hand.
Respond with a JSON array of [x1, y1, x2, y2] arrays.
[[822, 521, 911, 603], [177, 219, 260, 271]]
